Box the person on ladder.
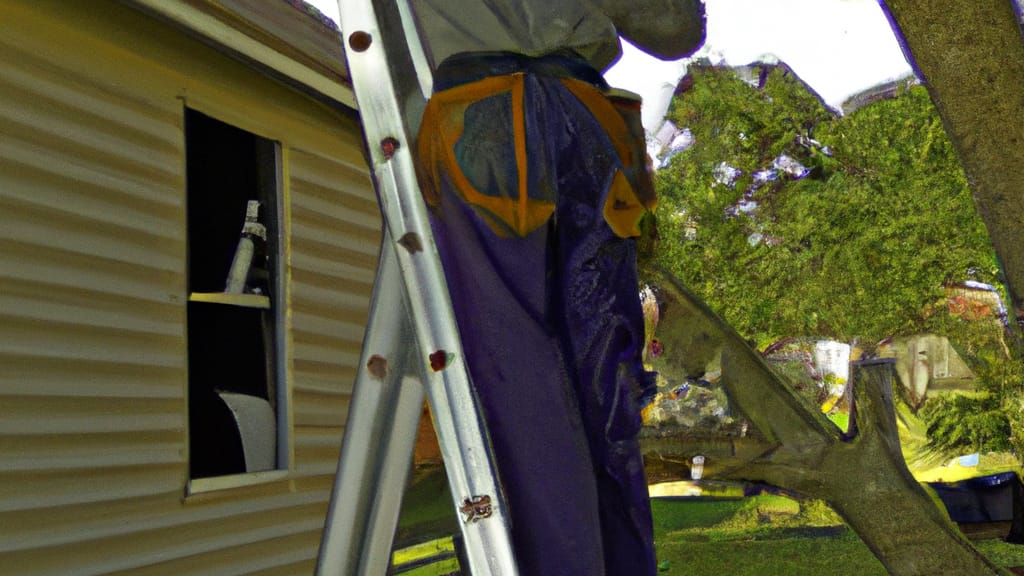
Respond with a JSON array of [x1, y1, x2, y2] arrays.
[[409, 2, 705, 574]]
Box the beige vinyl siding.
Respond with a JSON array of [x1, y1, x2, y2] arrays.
[[290, 146, 381, 477], [0, 0, 377, 573]]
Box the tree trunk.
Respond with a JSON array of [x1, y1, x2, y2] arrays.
[[766, 362, 1002, 576], [649, 271, 1009, 575]]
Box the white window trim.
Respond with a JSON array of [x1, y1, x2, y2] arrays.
[[183, 106, 293, 493], [187, 469, 291, 495]]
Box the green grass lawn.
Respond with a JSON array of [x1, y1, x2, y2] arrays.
[[394, 467, 460, 548], [656, 529, 886, 576], [651, 496, 888, 575], [392, 467, 1024, 575]]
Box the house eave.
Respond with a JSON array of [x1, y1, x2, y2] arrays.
[[121, 0, 356, 110]]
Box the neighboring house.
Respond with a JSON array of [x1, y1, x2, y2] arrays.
[[759, 334, 973, 414], [943, 280, 1008, 324], [1, 0, 380, 573], [874, 282, 1007, 410], [840, 74, 920, 116], [877, 334, 975, 410]]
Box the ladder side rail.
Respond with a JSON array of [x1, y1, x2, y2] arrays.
[[356, 369, 426, 575], [316, 240, 415, 576], [336, 1, 519, 574]]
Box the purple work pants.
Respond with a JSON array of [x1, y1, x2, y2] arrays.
[[418, 53, 656, 576]]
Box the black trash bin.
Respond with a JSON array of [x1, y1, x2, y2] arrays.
[[928, 471, 1024, 543]]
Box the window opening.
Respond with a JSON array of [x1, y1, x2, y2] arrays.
[[185, 108, 284, 481]]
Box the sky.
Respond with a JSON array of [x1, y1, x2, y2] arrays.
[[310, 0, 914, 130], [605, 0, 914, 128]]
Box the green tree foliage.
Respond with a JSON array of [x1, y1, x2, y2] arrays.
[[651, 66, 999, 348], [921, 393, 1012, 454], [919, 309, 1024, 455]]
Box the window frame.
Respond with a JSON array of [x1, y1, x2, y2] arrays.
[[182, 105, 292, 495]]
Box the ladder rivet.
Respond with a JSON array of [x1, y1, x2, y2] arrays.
[[381, 136, 400, 159], [367, 355, 388, 380], [459, 495, 493, 523], [398, 232, 423, 253], [348, 31, 372, 52], [429, 350, 451, 371]]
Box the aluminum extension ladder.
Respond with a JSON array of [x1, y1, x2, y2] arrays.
[[315, 1, 519, 575]]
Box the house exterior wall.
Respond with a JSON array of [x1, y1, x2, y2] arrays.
[[0, 1, 378, 573], [877, 334, 974, 408]]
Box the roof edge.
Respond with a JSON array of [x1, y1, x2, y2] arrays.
[[122, 0, 356, 109]]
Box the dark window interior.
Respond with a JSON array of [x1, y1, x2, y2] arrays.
[[185, 108, 279, 480]]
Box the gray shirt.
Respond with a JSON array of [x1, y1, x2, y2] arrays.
[[409, 0, 705, 72]]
